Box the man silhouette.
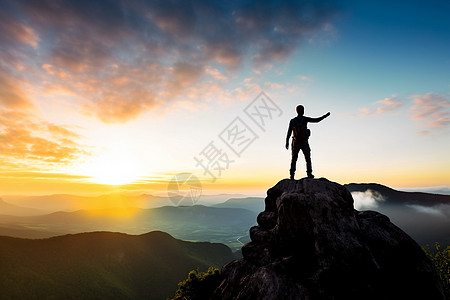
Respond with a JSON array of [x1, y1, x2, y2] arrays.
[[286, 105, 330, 179]]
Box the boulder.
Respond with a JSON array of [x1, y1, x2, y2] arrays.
[[214, 178, 445, 300]]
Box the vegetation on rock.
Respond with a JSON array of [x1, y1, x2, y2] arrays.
[[171, 267, 222, 300], [423, 242, 450, 298]]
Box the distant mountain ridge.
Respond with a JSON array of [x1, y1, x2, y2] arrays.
[[0, 231, 236, 300], [3, 184, 448, 213], [344, 183, 450, 246], [0, 205, 256, 250], [1, 183, 449, 248], [344, 183, 450, 206], [214, 197, 265, 212], [0, 198, 44, 216]]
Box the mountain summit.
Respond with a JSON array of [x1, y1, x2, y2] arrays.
[[213, 178, 445, 300]]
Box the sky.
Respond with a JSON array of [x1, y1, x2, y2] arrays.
[[0, 0, 449, 197]]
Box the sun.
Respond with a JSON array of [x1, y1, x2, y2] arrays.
[[78, 146, 143, 185]]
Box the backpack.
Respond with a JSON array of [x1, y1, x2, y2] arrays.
[[293, 117, 311, 141]]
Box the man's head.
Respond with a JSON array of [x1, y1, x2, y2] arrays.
[[296, 105, 304, 116]]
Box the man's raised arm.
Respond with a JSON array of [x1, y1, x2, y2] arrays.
[[308, 112, 331, 123]]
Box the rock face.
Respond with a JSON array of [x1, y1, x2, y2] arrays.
[[214, 178, 445, 300]]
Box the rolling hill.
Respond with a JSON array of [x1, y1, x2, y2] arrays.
[[0, 231, 236, 300]]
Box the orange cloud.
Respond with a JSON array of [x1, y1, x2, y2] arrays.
[[0, 0, 338, 124], [84, 88, 157, 124], [42, 64, 69, 79], [166, 62, 204, 95], [0, 13, 39, 48], [0, 110, 90, 170], [0, 68, 34, 110], [205, 66, 227, 81]]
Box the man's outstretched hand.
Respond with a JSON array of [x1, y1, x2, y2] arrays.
[[285, 141, 289, 150], [325, 112, 331, 117]]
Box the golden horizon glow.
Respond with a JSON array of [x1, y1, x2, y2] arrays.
[[72, 146, 147, 186], [0, 169, 449, 199], [86, 207, 139, 218]]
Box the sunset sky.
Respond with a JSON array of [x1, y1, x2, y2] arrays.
[[0, 0, 449, 197]]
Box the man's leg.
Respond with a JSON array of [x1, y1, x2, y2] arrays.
[[301, 142, 313, 178], [290, 140, 300, 179]]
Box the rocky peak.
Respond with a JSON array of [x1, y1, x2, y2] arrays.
[[214, 178, 445, 300]]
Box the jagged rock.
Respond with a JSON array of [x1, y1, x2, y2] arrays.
[[214, 178, 445, 300], [256, 211, 277, 230]]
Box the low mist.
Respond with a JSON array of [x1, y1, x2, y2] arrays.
[[351, 190, 385, 210]]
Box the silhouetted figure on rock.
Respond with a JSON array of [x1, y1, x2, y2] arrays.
[[285, 105, 330, 179]]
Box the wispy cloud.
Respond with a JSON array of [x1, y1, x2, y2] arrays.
[[409, 92, 450, 131], [359, 95, 403, 116], [375, 96, 403, 114], [359, 92, 449, 135], [0, 0, 339, 123]]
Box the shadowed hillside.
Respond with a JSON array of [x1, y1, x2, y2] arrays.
[[0, 231, 236, 300]]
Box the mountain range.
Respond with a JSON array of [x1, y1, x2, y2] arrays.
[[0, 205, 257, 251], [1, 182, 449, 247]]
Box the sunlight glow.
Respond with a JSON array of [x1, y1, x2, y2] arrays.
[[77, 146, 144, 186], [87, 207, 139, 218]]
